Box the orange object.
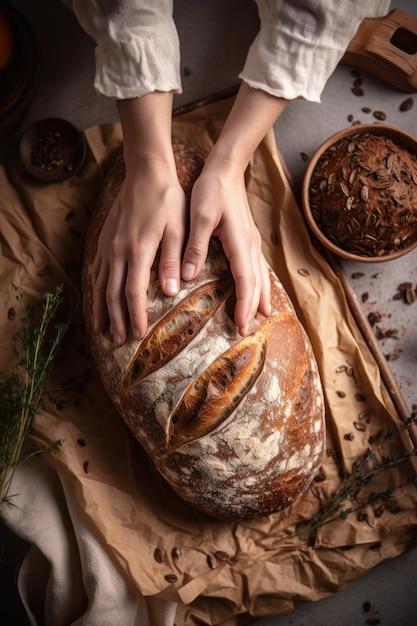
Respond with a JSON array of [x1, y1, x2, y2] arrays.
[[0, 9, 15, 71]]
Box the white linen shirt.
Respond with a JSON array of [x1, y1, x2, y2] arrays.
[[72, 0, 391, 103]]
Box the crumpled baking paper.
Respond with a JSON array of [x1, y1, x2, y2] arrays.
[[0, 97, 416, 626]]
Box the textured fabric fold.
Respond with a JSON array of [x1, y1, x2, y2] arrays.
[[239, 0, 392, 101], [72, 0, 182, 99]]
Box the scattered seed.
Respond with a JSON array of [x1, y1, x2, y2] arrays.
[[297, 268, 310, 276], [354, 421, 367, 431], [164, 574, 178, 583], [363, 601, 372, 613], [405, 288, 417, 304], [399, 281, 413, 290], [344, 433, 354, 441], [352, 86, 365, 96], [373, 110, 387, 120], [358, 409, 372, 422], [351, 271, 365, 279], [361, 292, 369, 303], [368, 311, 382, 326], [399, 97, 414, 112], [183, 67, 192, 77], [336, 390, 346, 398], [300, 152, 309, 161], [361, 107, 372, 113], [7, 307, 16, 320], [154, 548, 163, 563], [214, 550, 229, 561], [207, 555, 216, 569], [171, 547, 181, 560], [77, 438, 86, 447], [270, 230, 279, 245]]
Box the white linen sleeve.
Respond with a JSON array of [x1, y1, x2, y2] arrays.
[[72, 0, 182, 99], [239, 0, 392, 102]]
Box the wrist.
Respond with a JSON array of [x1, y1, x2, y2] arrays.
[[209, 83, 288, 169], [118, 91, 175, 165]]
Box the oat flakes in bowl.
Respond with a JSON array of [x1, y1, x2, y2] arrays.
[[302, 124, 417, 262]]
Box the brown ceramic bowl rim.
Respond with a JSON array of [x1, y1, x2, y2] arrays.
[[301, 123, 417, 263], [19, 117, 87, 183]]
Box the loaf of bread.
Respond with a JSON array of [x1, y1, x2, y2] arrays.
[[82, 139, 325, 520]]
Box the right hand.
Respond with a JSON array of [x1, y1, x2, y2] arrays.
[[92, 156, 187, 344]]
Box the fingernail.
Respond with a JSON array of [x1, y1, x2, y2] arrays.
[[182, 263, 195, 281], [113, 333, 123, 346], [165, 278, 179, 296], [239, 324, 249, 337], [132, 327, 143, 341]]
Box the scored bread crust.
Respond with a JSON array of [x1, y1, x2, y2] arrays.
[[82, 139, 325, 520]]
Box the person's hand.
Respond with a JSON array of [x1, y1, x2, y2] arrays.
[[92, 157, 186, 345], [181, 82, 289, 335], [182, 157, 271, 336], [92, 91, 188, 344]]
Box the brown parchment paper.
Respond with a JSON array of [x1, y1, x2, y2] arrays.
[[1, 97, 416, 626]]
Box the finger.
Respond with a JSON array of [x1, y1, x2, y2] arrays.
[[223, 231, 267, 336], [158, 222, 186, 297], [258, 255, 272, 318], [125, 250, 154, 341], [181, 212, 213, 281], [105, 257, 129, 345], [91, 255, 110, 334]]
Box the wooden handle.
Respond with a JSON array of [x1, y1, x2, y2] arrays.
[[341, 9, 417, 93]]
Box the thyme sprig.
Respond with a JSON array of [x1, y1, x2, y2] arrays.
[[0, 285, 71, 506], [295, 415, 417, 542]]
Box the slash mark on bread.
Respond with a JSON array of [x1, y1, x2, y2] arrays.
[[123, 276, 233, 389], [167, 330, 267, 450]]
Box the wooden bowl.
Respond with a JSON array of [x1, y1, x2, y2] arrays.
[[301, 124, 417, 262], [19, 118, 87, 183]]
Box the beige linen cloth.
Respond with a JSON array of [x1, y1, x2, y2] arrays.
[[1, 97, 416, 626]]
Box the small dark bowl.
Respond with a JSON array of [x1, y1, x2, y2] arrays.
[[19, 118, 87, 183], [301, 124, 417, 262]]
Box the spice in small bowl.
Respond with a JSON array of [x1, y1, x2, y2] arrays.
[[19, 117, 87, 183], [301, 124, 417, 262]]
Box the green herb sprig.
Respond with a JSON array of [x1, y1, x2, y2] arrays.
[[295, 415, 417, 542], [0, 285, 71, 506]]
